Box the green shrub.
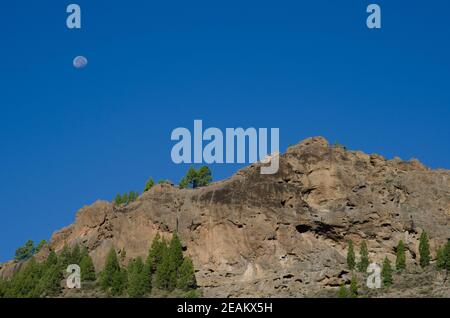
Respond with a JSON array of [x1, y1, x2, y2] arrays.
[[357, 241, 370, 272], [419, 231, 430, 268], [349, 275, 358, 298], [338, 284, 348, 298], [396, 240, 406, 271], [381, 257, 393, 287]]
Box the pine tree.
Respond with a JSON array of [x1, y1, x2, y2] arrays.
[[349, 275, 358, 298], [169, 234, 184, 270], [177, 257, 196, 291], [381, 257, 393, 287], [127, 257, 146, 297], [142, 258, 153, 294], [14, 240, 36, 261], [144, 177, 155, 192], [419, 231, 430, 268], [437, 241, 450, 271], [146, 233, 165, 273], [122, 193, 129, 205], [99, 248, 121, 291], [445, 241, 450, 271], [36, 240, 47, 253], [155, 245, 172, 290], [436, 246, 445, 270], [37, 263, 62, 297], [179, 166, 212, 189], [163, 233, 184, 291], [45, 250, 58, 267], [338, 284, 348, 298], [347, 241, 355, 270], [8, 258, 42, 297], [71, 244, 81, 265], [79, 248, 96, 282], [196, 166, 212, 187], [58, 244, 72, 269], [114, 194, 123, 205], [396, 240, 406, 271], [357, 241, 370, 272], [110, 269, 127, 296]]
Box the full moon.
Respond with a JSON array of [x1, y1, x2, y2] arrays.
[[73, 56, 88, 69]]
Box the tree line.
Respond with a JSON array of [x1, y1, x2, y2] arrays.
[[0, 244, 96, 298], [98, 233, 198, 297], [339, 230, 450, 298], [0, 234, 198, 298], [113, 166, 213, 206]]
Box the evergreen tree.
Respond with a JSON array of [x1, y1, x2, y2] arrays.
[[128, 191, 139, 203], [36, 240, 47, 253], [177, 257, 196, 291], [58, 244, 72, 269], [146, 233, 165, 273], [127, 257, 146, 297], [155, 244, 172, 290], [36, 262, 62, 297], [144, 177, 155, 192], [45, 250, 58, 267], [381, 257, 393, 287], [349, 275, 358, 298], [7, 258, 42, 298], [338, 284, 348, 298], [436, 246, 445, 270], [437, 241, 450, 271], [122, 193, 129, 205], [347, 241, 355, 270], [179, 166, 212, 189], [110, 269, 127, 296], [357, 241, 370, 272], [169, 234, 184, 270], [70, 244, 81, 265], [395, 240, 406, 271], [179, 167, 197, 189], [99, 248, 121, 291], [142, 258, 153, 294], [114, 194, 123, 205], [14, 240, 36, 261], [196, 166, 212, 187], [79, 248, 96, 282], [419, 231, 430, 268], [445, 241, 450, 271]]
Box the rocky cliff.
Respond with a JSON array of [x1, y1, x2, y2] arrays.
[[2, 137, 450, 297]]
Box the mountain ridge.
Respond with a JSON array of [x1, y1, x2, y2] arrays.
[[1, 136, 449, 297]]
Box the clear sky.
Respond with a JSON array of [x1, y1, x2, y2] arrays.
[[0, 0, 449, 262]]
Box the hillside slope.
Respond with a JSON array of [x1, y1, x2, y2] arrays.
[[2, 137, 449, 297]]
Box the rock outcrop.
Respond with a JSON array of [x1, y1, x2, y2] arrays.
[[2, 137, 449, 297]]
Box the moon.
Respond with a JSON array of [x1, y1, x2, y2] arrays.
[[73, 56, 88, 69]]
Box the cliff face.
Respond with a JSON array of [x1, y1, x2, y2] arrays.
[[2, 137, 450, 297]]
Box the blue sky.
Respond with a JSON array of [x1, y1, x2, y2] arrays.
[[0, 0, 449, 262]]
